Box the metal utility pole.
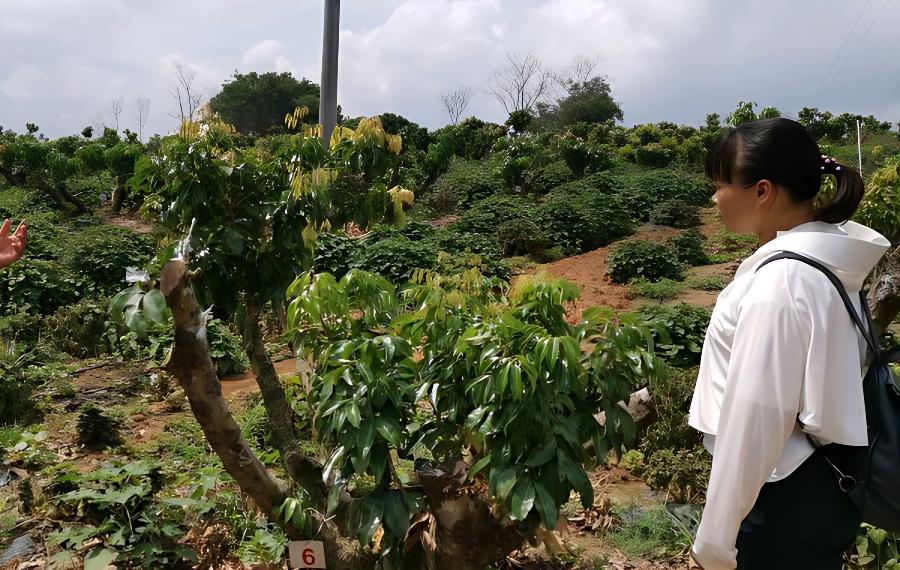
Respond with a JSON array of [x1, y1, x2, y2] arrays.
[[320, 0, 340, 148], [856, 119, 863, 175]]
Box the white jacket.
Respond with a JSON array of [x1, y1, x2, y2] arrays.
[[687, 220, 891, 570]]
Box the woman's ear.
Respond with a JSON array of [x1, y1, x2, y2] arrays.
[[756, 179, 777, 202]]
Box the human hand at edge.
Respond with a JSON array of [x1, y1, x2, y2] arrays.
[[0, 219, 27, 268]]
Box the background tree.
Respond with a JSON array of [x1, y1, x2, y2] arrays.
[[136, 98, 150, 141], [535, 76, 623, 129], [109, 98, 124, 132], [486, 52, 552, 115], [168, 62, 203, 127], [440, 86, 473, 126], [209, 71, 321, 135]]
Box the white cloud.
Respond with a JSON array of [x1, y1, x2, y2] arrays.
[[0, 0, 897, 137]]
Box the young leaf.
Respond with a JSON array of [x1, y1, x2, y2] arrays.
[[509, 478, 536, 521]]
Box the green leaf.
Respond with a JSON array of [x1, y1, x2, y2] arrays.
[[382, 491, 411, 538], [84, 547, 117, 570], [141, 289, 169, 324], [322, 446, 345, 483], [492, 467, 517, 500], [468, 455, 491, 480], [375, 417, 402, 447], [533, 481, 559, 529], [509, 478, 536, 521], [327, 484, 344, 516], [347, 401, 361, 428], [524, 437, 557, 468], [356, 497, 382, 545], [356, 421, 376, 474]]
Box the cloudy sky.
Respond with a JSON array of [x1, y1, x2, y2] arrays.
[[2, 0, 899, 139]]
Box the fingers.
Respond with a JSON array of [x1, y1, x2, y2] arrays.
[[0, 219, 10, 237], [14, 220, 27, 242]]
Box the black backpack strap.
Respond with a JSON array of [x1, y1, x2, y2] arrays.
[[755, 251, 881, 360]]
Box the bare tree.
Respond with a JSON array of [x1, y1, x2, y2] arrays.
[[136, 98, 150, 141], [440, 85, 473, 125], [486, 52, 553, 115], [168, 62, 203, 124], [109, 97, 124, 132]]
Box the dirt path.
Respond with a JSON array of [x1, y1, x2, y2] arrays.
[[219, 358, 299, 399]]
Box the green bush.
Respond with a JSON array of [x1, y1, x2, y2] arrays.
[[0, 377, 32, 425], [650, 199, 701, 228], [635, 366, 710, 502], [495, 218, 547, 257], [607, 240, 683, 284], [454, 194, 539, 238], [65, 171, 116, 209], [425, 158, 502, 214], [61, 224, 154, 296], [313, 232, 361, 279], [626, 278, 685, 301], [0, 186, 56, 218], [527, 160, 572, 194], [0, 258, 83, 316], [633, 142, 675, 167], [636, 304, 711, 368], [207, 318, 249, 376], [666, 229, 710, 266], [617, 170, 713, 221], [14, 211, 64, 260], [353, 235, 438, 283], [45, 297, 113, 358]]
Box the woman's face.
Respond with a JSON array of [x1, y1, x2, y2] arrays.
[[713, 181, 762, 234]]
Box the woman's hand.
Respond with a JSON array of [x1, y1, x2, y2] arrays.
[[0, 219, 27, 268]]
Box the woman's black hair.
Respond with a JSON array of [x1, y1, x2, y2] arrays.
[[704, 117, 865, 224]]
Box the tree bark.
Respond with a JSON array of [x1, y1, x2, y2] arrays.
[[869, 245, 900, 335], [241, 296, 328, 508], [111, 185, 126, 214], [162, 260, 375, 569]]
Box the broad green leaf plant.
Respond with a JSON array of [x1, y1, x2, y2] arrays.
[[286, 267, 666, 554]]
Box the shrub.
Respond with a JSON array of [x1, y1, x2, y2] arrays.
[[454, 194, 539, 237], [650, 199, 701, 228], [495, 218, 547, 257], [607, 240, 683, 284], [207, 318, 249, 376], [353, 236, 438, 283], [61, 224, 154, 296], [626, 278, 685, 301], [0, 186, 56, 218], [65, 171, 116, 209], [0, 258, 83, 316], [666, 229, 710, 266], [617, 170, 713, 221], [636, 304, 711, 368], [76, 404, 125, 449], [636, 366, 710, 502], [45, 297, 113, 358], [425, 158, 502, 214], [0, 377, 32, 425], [633, 142, 675, 167], [527, 160, 572, 194], [314, 232, 361, 279]]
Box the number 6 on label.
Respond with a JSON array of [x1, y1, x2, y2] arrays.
[[288, 540, 326, 569]]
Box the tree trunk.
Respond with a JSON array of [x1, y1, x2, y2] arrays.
[[869, 245, 900, 335], [241, 296, 328, 507], [414, 460, 535, 570], [162, 260, 375, 569], [111, 185, 126, 214]]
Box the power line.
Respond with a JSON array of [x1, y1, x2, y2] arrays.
[[814, 0, 873, 100], [821, 0, 893, 99]]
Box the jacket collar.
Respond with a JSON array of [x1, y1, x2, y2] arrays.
[[733, 220, 891, 291]]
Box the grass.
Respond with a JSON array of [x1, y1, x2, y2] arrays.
[[626, 278, 685, 300], [705, 228, 757, 263], [609, 504, 692, 559], [685, 273, 729, 291]]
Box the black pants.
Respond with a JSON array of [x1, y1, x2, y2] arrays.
[[735, 445, 863, 569]]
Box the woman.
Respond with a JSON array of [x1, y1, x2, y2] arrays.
[[0, 218, 27, 268], [686, 117, 891, 569]]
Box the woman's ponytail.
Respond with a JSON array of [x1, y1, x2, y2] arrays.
[[813, 156, 865, 224]]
